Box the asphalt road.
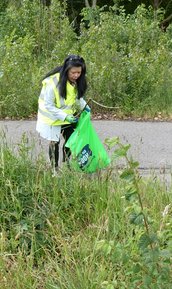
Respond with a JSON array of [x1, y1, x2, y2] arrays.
[[1, 119, 172, 178]]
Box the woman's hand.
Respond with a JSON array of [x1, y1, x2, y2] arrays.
[[84, 105, 91, 112], [65, 115, 78, 123]]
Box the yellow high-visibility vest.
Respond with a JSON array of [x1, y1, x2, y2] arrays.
[[38, 73, 77, 126]]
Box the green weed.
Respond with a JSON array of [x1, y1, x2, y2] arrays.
[[0, 137, 172, 288]]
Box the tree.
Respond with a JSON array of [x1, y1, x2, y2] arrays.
[[85, 0, 97, 7], [119, 0, 172, 30], [159, 0, 172, 31], [64, 0, 172, 31]]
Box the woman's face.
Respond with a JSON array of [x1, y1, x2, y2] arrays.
[[67, 66, 82, 84]]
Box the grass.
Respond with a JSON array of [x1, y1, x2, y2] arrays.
[[0, 137, 172, 289]]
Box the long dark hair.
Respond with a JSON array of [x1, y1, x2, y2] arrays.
[[43, 54, 87, 99]]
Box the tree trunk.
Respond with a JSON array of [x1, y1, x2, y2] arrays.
[[160, 13, 172, 31], [153, 0, 162, 9], [85, 0, 97, 8]]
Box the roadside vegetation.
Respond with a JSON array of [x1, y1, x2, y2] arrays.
[[0, 0, 172, 119], [1, 136, 172, 288]]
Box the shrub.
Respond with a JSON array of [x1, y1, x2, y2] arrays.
[[0, 33, 40, 118], [80, 5, 172, 115]]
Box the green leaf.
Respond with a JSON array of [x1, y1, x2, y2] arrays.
[[95, 239, 105, 251], [102, 243, 112, 256], [101, 281, 115, 289], [107, 285, 114, 289], [104, 137, 120, 149], [130, 161, 139, 169], [160, 249, 172, 259], [139, 234, 149, 250], [138, 233, 152, 249], [143, 275, 152, 287], [132, 263, 142, 273], [124, 186, 138, 200], [143, 247, 160, 264], [120, 168, 135, 181], [130, 212, 144, 225], [112, 144, 131, 160], [95, 240, 112, 255]]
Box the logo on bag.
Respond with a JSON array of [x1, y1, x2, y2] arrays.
[[77, 144, 92, 169]]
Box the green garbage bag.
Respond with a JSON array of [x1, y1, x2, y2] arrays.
[[65, 111, 111, 173]]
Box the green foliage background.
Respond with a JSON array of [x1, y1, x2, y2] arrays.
[[0, 0, 172, 118]]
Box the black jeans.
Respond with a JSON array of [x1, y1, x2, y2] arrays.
[[49, 124, 76, 168]]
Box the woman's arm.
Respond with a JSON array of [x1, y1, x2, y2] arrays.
[[44, 84, 67, 121], [78, 98, 91, 112]]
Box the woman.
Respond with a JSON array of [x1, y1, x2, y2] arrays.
[[36, 54, 89, 171]]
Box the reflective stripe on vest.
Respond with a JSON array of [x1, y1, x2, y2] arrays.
[[38, 73, 77, 126]]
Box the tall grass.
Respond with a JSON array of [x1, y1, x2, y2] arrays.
[[0, 137, 172, 288]]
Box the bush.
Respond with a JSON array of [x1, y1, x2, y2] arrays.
[[0, 33, 40, 118], [80, 5, 172, 116]]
